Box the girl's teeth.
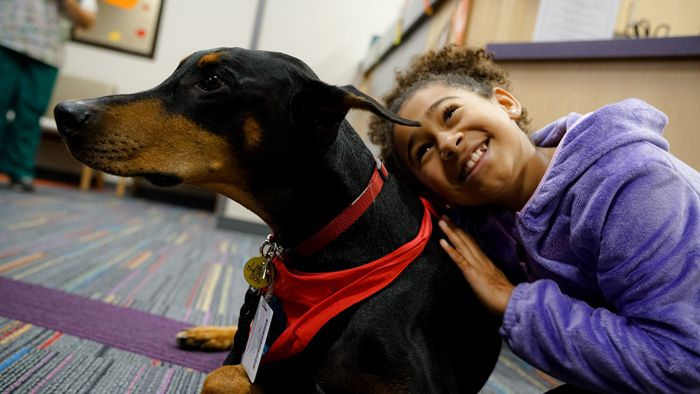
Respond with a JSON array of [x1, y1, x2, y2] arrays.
[[470, 145, 486, 162], [462, 143, 488, 179]]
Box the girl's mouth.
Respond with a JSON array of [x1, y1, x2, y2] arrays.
[[458, 140, 489, 182]]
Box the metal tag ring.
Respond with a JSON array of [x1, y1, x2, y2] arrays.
[[259, 235, 280, 259]]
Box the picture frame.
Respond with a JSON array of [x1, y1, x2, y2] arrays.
[[72, 0, 165, 59]]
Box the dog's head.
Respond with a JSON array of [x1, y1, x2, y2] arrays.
[[55, 47, 417, 223]]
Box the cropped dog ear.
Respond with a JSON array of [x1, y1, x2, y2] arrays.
[[335, 85, 421, 127], [291, 80, 420, 143]]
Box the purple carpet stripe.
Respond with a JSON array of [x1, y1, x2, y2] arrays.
[[0, 277, 226, 372]]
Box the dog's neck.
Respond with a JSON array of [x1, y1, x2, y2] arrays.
[[262, 121, 425, 272]]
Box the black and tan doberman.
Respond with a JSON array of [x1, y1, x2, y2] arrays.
[[54, 47, 501, 393]]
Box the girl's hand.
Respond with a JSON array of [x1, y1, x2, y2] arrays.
[[438, 216, 514, 316]]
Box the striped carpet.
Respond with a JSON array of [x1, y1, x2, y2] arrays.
[[0, 184, 559, 393]]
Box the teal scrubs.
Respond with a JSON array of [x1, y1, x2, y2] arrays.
[[0, 46, 58, 181]]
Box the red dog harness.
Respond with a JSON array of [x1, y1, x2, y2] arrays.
[[263, 197, 434, 362]]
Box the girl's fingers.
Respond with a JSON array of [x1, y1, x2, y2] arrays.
[[438, 219, 465, 249], [439, 239, 471, 273], [439, 218, 478, 258], [439, 238, 459, 260], [438, 218, 514, 315]]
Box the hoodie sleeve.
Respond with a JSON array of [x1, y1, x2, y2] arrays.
[[500, 147, 700, 393]]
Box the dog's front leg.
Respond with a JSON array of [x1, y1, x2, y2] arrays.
[[177, 326, 237, 351], [202, 365, 263, 394]]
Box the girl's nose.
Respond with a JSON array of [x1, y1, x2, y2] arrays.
[[438, 131, 463, 160]]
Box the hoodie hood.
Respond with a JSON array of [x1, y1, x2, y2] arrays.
[[522, 99, 669, 221]]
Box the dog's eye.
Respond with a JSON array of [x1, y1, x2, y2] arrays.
[[198, 74, 223, 92]]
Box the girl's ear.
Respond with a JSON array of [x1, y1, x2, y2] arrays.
[[493, 87, 522, 120]]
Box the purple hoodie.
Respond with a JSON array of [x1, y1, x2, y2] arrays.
[[460, 99, 700, 392]]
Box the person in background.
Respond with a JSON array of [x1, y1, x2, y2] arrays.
[[0, 0, 97, 192], [368, 45, 700, 393]]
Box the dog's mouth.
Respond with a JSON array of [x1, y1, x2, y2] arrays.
[[65, 140, 183, 187], [138, 173, 184, 187]]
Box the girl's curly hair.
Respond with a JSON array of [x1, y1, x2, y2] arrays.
[[368, 45, 530, 192]]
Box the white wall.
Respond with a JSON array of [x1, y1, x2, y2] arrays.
[[62, 0, 258, 94], [257, 0, 404, 86], [62, 0, 404, 94]]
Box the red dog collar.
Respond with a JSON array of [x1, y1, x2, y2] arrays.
[[263, 197, 434, 363], [292, 160, 389, 258]]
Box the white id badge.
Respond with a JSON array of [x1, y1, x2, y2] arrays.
[[241, 296, 273, 383]]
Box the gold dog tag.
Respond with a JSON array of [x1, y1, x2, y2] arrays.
[[244, 256, 268, 288]]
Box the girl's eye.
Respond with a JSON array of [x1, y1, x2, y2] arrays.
[[416, 143, 433, 163], [198, 73, 223, 92], [443, 105, 459, 123]]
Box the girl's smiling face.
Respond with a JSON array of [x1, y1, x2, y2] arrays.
[[392, 84, 538, 208]]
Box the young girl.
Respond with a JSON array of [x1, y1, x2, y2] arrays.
[[368, 45, 700, 393]]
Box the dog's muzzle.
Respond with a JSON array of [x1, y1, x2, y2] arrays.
[[54, 100, 93, 141]]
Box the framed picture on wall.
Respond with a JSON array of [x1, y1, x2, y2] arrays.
[[72, 0, 165, 58]]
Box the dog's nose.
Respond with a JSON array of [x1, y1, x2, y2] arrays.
[[54, 100, 92, 139]]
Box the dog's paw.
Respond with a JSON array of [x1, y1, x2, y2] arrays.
[[176, 325, 237, 351], [202, 365, 262, 394]]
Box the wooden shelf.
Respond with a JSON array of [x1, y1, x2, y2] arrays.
[[487, 36, 700, 61]]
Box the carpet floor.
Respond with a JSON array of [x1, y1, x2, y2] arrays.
[[0, 184, 559, 393]]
